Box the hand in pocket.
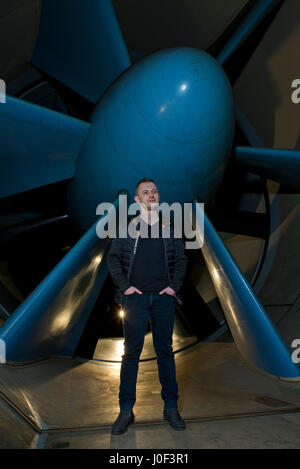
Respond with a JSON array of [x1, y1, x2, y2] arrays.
[[159, 287, 176, 296], [124, 286, 143, 295]]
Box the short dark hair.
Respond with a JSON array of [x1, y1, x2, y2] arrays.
[[135, 177, 157, 195]]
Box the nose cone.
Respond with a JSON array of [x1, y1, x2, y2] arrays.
[[68, 47, 235, 231], [133, 48, 233, 144]]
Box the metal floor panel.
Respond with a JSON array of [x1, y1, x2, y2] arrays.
[[0, 341, 300, 438]]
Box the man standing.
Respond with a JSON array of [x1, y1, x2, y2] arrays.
[[107, 178, 187, 435]]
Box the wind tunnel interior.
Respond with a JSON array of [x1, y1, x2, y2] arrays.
[[0, 67, 270, 361], [0, 0, 299, 379], [1, 4, 300, 452]]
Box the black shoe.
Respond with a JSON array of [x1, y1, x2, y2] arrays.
[[111, 411, 135, 435], [163, 408, 186, 430]]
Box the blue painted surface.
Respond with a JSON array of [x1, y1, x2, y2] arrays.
[[194, 201, 300, 378], [0, 95, 90, 198], [216, 0, 282, 64], [0, 194, 126, 362], [31, 0, 131, 103], [68, 47, 235, 230], [235, 146, 300, 187]]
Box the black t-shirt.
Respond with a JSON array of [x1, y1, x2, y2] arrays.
[[129, 218, 169, 293]]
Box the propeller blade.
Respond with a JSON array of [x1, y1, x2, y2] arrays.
[[193, 200, 299, 379], [216, 0, 282, 65], [0, 193, 127, 363], [31, 0, 131, 103], [0, 95, 90, 198], [234, 146, 300, 188]]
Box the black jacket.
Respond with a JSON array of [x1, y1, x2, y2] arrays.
[[107, 215, 187, 307]]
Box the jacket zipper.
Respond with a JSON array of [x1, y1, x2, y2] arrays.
[[127, 236, 139, 281]]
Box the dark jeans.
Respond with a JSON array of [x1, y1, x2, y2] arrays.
[[119, 292, 179, 412]]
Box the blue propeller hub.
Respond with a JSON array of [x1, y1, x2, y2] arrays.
[[68, 47, 235, 229]]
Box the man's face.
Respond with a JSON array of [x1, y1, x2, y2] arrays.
[[135, 182, 160, 211]]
